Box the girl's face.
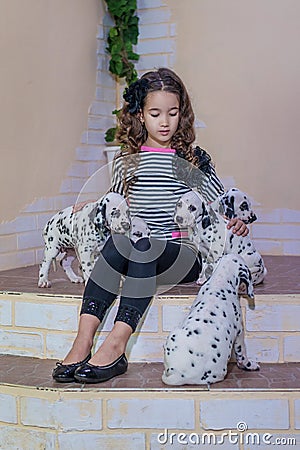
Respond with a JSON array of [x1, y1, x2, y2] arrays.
[[141, 91, 180, 148]]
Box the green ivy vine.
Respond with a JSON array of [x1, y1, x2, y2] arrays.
[[104, 0, 140, 142]]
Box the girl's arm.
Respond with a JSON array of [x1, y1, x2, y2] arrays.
[[111, 155, 125, 195], [193, 147, 249, 237], [191, 146, 225, 202]]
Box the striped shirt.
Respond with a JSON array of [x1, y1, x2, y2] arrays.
[[111, 146, 224, 246]]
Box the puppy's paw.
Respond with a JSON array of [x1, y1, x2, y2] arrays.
[[38, 280, 51, 288], [70, 275, 84, 284], [196, 274, 208, 285], [237, 359, 260, 371]]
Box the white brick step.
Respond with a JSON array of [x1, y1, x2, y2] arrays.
[[0, 354, 300, 450], [1, 291, 300, 363]]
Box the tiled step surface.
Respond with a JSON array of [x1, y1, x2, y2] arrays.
[[0, 255, 299, 296], [1, 354, 300, 391], [0, 355, 300, 450], [0, 255, 300, 363]]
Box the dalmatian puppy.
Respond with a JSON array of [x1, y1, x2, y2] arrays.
[[174, 190, 267, 285], [210, 188, 257, 224], [38, 192, 130, 288], [162, 254, 260, 386]]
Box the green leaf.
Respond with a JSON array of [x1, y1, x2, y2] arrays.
[[109, 58, 124, 77], [106, 0, 126, 17], [124, 25, 139, 44], [127, 0, 137, 11], [127, 51, 139, 61], [105, 127, 117, 143], [128, 15, 139, 28], [115, 60, 124, 76], [111, 41, 123, 55], [108, 27, 118, 38]]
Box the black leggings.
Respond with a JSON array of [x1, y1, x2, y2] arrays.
[[80, 235, 201, 331]]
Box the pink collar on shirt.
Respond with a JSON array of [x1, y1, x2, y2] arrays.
[[141, 145, 176, 154]]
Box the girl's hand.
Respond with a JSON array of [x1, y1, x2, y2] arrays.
[[227, 218, 249, 237], [72, 200, 93, 213]]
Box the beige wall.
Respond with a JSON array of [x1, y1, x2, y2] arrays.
[[1, 0, 298, 214], [0, 0, 299, 267], [170, 0, 300, 209], [0, 0, 102, 221]]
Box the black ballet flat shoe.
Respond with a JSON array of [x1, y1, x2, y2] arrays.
[[52, 353, 91, 383], [74, 353, 128, 383]]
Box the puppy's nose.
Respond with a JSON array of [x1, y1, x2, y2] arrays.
[[175, 216, 183, 224], [122, 222, 131, 231]]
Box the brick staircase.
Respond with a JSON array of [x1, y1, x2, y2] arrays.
[[0, 256, 300, 449]]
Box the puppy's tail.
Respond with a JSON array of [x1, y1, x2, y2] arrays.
[[247, 296, 255, 310], [52, 258, 57, 272]]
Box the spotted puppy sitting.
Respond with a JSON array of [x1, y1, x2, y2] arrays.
[[162, 254, 260, 386], [174, 190, 267, 285], [38, 192, 130, 288]]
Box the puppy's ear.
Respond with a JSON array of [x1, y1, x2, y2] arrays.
[[201, 202, 211, 228], [246, 212, 257, 224], [101, 202, 107, 221], [88, 205, 98, 223], [202, 215, 211, 229], [218, 198, 226, 215], [238, 266, 255, 308], [89, 202, 107, 229], [222, 195, 235, 219]]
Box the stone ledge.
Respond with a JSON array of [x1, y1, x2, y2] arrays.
[[0, 292, 300, 363], [0, 359, 300, 450]]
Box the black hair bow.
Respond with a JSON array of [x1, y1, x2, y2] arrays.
[[123, 79, 149, 114]]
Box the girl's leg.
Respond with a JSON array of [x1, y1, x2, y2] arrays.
[[88, 239, 201, 367], [63, 314, 100, 364], [86, 320, 133, 367], [61, 234, 132, 364], [88, 237, 155, 366], [156, 243, 201, 285], [117, 240, 201, 322]]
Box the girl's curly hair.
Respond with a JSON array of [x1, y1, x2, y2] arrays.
[[116, 67, 196, 160], [115, 68, 199, 194]]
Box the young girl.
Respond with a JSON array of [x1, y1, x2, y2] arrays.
[[52, 68, 248, 383]]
